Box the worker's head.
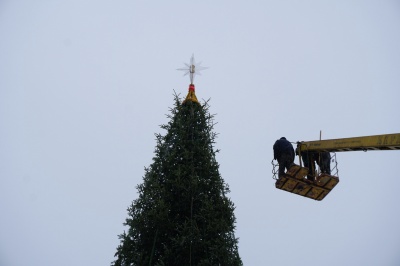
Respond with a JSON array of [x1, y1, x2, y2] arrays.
[[280, 137, 286, 140]]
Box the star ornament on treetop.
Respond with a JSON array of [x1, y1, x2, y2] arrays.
[[177, 54, 208, 84]]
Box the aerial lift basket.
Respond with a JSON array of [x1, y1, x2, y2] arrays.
[[275, 164, 339, 201]]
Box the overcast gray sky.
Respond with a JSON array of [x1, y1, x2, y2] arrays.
[[1, 1, 400, 265]]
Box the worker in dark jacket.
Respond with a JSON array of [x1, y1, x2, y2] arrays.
[[273, 137, 295, 177], [301, 151, 316, 181], [302, 151, 331, 181], [316, 152, 331, 175]]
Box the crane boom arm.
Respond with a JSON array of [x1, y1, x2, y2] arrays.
[[297, 133, 400, 153]]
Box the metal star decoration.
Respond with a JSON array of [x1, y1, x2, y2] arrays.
[[177, 54, 208, 84]]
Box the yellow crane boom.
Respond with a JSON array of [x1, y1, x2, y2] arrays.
[[297, 133, 400, 153]]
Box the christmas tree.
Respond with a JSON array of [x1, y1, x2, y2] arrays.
[[112, 56, 242, 266]]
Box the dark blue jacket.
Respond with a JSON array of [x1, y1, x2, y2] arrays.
[[273, 137, 294, 160]]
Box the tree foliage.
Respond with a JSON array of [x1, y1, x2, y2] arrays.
[[112, 94, 242, 266]]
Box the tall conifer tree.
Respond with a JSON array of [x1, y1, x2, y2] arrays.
[[112, 57, 241, 266]]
